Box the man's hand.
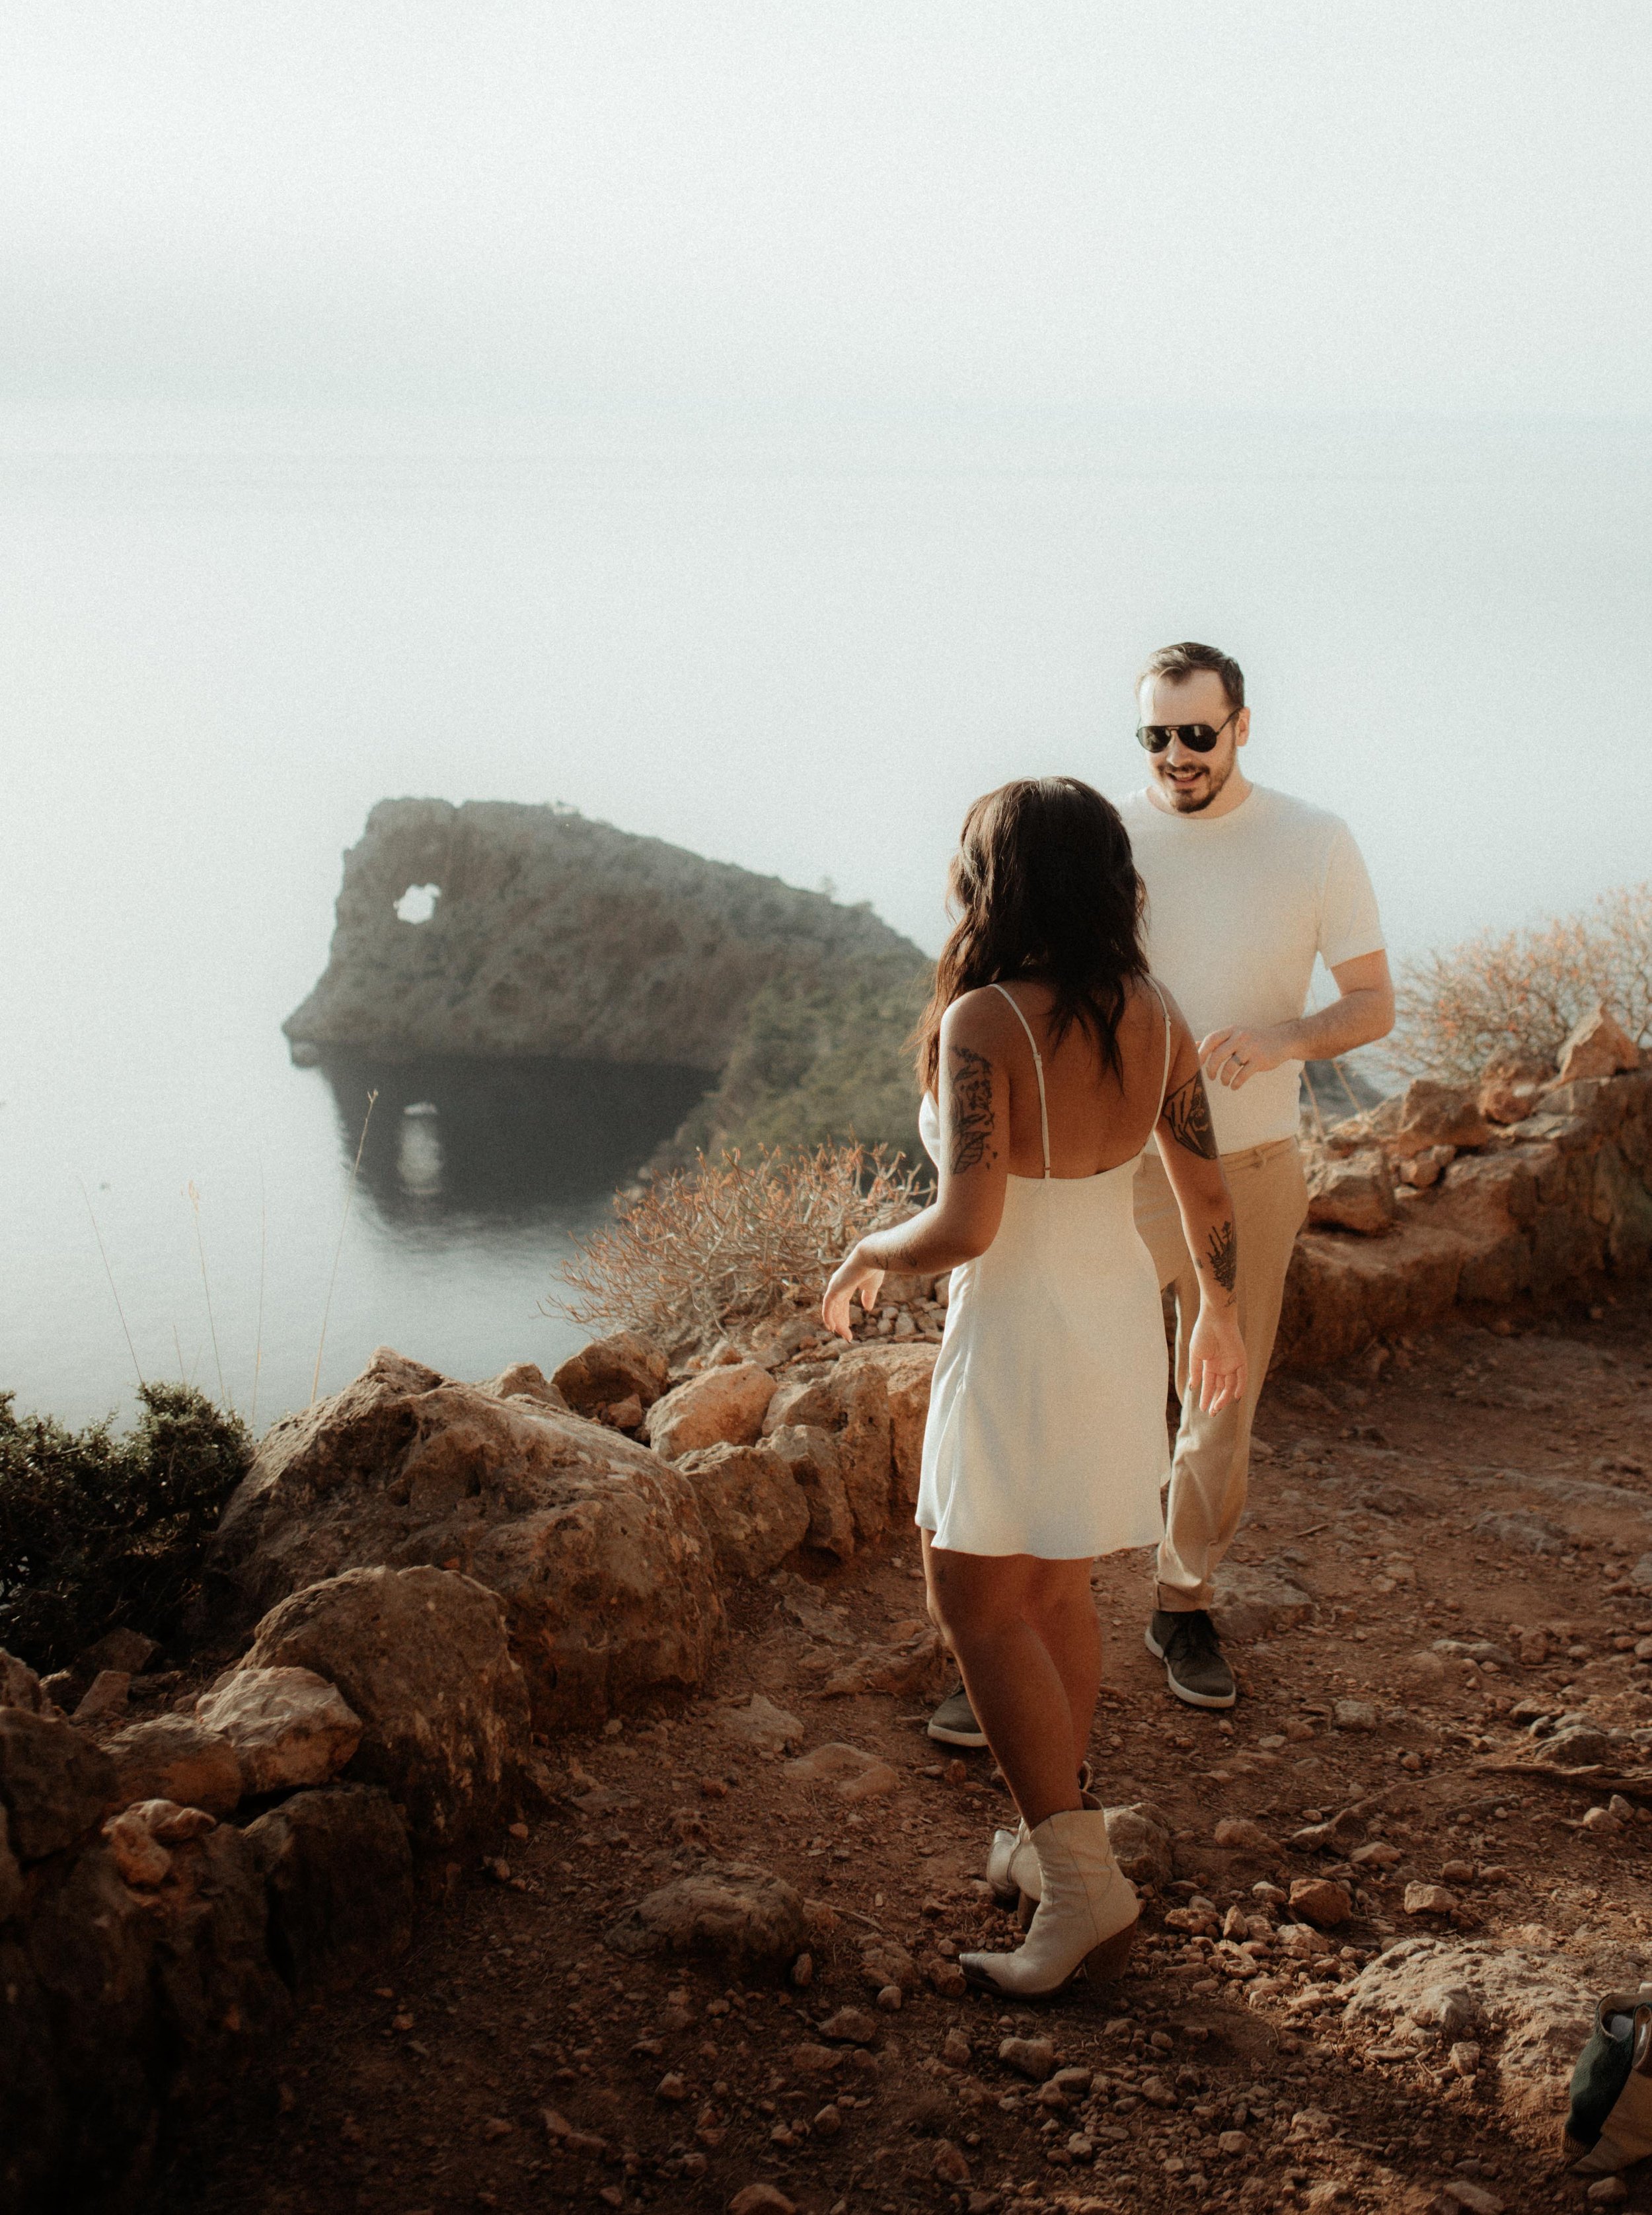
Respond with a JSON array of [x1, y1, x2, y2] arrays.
[[1198, 1022, 1296, 1092]]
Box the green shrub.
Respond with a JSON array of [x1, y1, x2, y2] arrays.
[[0, 1384, 250, 1672]]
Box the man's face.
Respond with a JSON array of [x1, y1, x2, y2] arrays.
[[1138, 671, 1249, 814]]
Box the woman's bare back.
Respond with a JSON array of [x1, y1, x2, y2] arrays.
[[965, 977, 1184, 1180]]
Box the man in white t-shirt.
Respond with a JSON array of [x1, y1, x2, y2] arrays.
[[1124, 640, 1392, 1709]]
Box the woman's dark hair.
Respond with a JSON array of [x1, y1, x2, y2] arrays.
[[914, 776, 1148, 1092]]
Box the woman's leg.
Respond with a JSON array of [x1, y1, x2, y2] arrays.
[[925, 1541, 1100, 1832]]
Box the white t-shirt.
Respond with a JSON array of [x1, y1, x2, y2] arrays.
[[1117, 782, 1385, 1153]]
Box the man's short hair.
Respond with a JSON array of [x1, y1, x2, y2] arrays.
[[1138, 640, 1245, 711]]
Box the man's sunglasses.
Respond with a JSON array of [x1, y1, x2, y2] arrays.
[[1135, 708, 1240, 755]]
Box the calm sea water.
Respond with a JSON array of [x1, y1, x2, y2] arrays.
[[3, 404, 1649, 1428]]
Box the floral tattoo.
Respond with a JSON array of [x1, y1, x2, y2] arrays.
[[948, 1045, 997, 1175], [1205, 1219, 1238, 1296], [1162, 1070, 1219, 1160]]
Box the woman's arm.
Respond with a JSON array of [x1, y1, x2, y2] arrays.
[[1154, 996, 1248, 1414], [822, 992, 1010, 1339]]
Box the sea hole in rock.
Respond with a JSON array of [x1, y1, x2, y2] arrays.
[[394, 883, 441, 924]]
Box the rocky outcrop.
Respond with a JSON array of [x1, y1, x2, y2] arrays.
[[1277, 1055, 1652, 1368], [283, 799, 928, 1158], [206, 1347, 724, 1732]]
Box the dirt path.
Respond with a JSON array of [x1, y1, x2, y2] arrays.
[[149, 1291, 1652, 2215]]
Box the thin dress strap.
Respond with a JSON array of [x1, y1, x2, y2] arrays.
[[1149, 978, 1173, 1119], [990, 983, 1051, 1178]]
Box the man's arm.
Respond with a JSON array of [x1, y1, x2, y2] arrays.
[[1199, 950, 1394, 1092]]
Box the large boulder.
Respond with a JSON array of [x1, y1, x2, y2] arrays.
[[843, 1343, 938, 1505], [645, 1362, 776, 1458], [205, 1347, 723, 1731], [552, 1331, 669, 1423], [763, 1356, 893, 1542], [104, 1712, 244, 1821], [239, 1565, 531, 1854], [246, 1783, 413, 1992], [673, 1444, 811, 1579], [0, 1709, 118, 1860], [195, 1667, 362, 1795]]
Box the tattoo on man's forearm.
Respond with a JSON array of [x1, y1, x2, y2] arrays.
[[1205, 1219, 1238, 1296], [948, 1045, 997, 1175], [1162, 1071, 1219, 1160]]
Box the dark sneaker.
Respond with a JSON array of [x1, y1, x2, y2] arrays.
[[926, 1682, 987, 1748], [1145, 1610, 1236, 1709]]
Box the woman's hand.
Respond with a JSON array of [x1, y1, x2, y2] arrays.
[[1186, 1302, 1247, 1415], [823, 1243, 885, 1341]]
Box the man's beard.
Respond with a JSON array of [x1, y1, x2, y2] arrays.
[[1162, 749, 1236, 813]]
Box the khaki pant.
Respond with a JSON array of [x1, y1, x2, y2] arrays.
[[1133, 1137, 1308, 1614]]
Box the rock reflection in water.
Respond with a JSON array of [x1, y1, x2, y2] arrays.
[[318, 1056, 709, 1224]]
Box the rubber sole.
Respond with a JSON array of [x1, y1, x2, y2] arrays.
[[1143, 1623, 1236, 1709], [926, 1719, 989, 1748]]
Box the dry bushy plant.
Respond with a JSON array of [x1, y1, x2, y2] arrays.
[[1393, 883, 1652, 1083], [551, 1142, 926, 1353]]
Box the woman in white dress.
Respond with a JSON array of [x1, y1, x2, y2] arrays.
[[823, 778, 1245, 1999]]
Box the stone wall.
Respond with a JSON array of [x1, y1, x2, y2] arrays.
[[1278, 1012, 1652, 1368]]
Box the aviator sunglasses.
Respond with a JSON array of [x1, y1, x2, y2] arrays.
[[1135, 707, 1241, 754]]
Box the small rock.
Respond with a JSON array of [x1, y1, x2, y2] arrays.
[[716, 1694, 805, 1758], [1448, 2041, 1481, 2078], [1441, 2181, 1505, 2215], [1440, 1858, 1476, 1884], [812, 2103, 843, 2139], [998, 2035, 1057, 2080], [656, 2072, 687, 2102], [1291, 1807, 1364, 1853], [1332, 1699, 1378, 1733], [819, 2007, 880, 2045], [1581, 1805, 1621, 1835], [728, 2186, 796, 2215], [1212, 1816, 1275, 1851], [1289, 1877, 1351, 1928], [71, 1669, 131, 1723], [928, 1959, 967, 1997], [646, 1363, 777, 1459], [1350, 1840, 1403, 1869], [1104, 1800, 1174, 1885], [1404, 1883, 1458, 1916], [606, 1861, 809, 1975], [1218, 2130, 1250, 2155], [790, 1951, 813, 1988], [783, 1742, 900, 1801], [102, 1802, 174, 1887], [1556, 1002, 1640, 1083], [932, 2140, 971, 2184], [1586, 2178, 1630, 2205], [943, 2029, 971, 2066], [876, 1983, 902, 2012]]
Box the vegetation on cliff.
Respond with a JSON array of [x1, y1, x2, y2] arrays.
[[0, 1384, 248, 1668], [554, 1140, 925, 1353], [1395, 880, 1652, 1082]]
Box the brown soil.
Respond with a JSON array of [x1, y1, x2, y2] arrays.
[[148, 1290, 1652, 2215]]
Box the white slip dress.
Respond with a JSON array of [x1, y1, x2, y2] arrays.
[[914, 982, 1173, 1560]]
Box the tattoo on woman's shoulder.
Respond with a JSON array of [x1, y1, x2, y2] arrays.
[[948, 1044, 996, 1174], [1206, 1219, 1238, 1295], [1163, 1070, 1219, 1160]]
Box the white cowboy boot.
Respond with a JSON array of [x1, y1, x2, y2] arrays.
[[985, 1817, 1030, 1906], [961, 1808, 1139, 1999]]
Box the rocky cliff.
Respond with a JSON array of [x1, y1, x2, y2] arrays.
[[285, 801, 928, 1162]]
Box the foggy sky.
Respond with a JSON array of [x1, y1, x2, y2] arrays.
[[3, 1, 1649, 420]]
